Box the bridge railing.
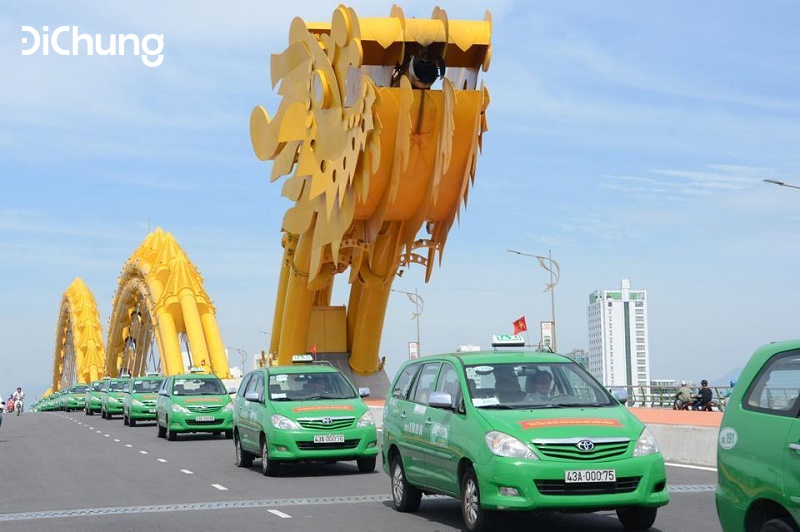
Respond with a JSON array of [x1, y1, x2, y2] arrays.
[[606, 385, 733, 411]]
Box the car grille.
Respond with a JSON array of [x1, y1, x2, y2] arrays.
[[535, 476, 641, 495], [531, 438, 631, 460], [141, 400, 156, 407], [187, 405, 222, 413], [297, 417, 355, 430], [187, 418, 221, 425], [296, 439, 360, 450]]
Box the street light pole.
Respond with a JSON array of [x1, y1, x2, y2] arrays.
[[763, 178, 800, 190], [392, 287, 424, 356], [507, 249, 560, 352]]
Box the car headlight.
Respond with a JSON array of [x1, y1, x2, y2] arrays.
[[131, 399, 144, 407], [271, 414, 301, 430], [107, 397, 120, 403], [485, 431, 538, 460], [171, 403, 190, 414], [223, 401, 234, 412], [357, 410, 375, 427], [633, 427, 660, 457]]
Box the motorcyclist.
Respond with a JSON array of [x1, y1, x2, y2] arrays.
[[692, 380, 713, 411], [674, 380, 693, 409], [12, 387, 25, 414]]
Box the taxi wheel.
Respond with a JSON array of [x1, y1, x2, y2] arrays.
[[166, 418, 177, 441], [390, 455, 421, 512], [616, 507, 657, 531], [260, 437, 280, 476], [234, 433, 254, 468], [157, 421, 166, 438], [129, 418, 136, 427], [123, 414, 129, 426], [761, 518, 797, 532], [357, 456, 376, 473], [225, 430, 233, 440], [461, 468, 493, 532]]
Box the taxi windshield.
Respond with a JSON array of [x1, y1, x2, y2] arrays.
[[90, 382, 104, 391], [464, 361, 616, 409], [108, 381, 129, 392], [267, 372, 357, 401], [70, 385, 88, 393], [133, 379, 163, 392], [173, 378, 225, 396]]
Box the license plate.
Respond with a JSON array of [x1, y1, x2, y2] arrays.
[[564, 469, 616, 483], [148, 409, 156, 413], [313, 434, 345, 443], [195, 415, 215, 422]]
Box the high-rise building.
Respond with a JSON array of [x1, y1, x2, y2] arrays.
[[587, 279, 650, 386]]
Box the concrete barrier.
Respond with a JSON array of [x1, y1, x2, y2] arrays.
[[367, 402, 720, 467]]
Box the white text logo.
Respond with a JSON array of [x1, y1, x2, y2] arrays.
[[21, 26, 164, 68]]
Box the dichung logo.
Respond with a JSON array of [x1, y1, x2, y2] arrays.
[[21, 26, 164, 67]]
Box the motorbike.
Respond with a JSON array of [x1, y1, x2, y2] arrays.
[[673, 398, 691, 410], [14, 399, 23, 415]]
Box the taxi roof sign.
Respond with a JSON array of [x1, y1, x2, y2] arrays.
[[292, 354, 314, 364], [491, 334, 526, 348]]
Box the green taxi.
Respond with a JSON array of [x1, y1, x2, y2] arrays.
[[123, 375, 163, 427], [716, 339, 800, 532], [84, 379, 105, 415], [382, 350, 669, 532], [101, 377, 131, 419], [63, 384, 89, 412], [156, 372, 233, 441], [232, 358, 378, 476]]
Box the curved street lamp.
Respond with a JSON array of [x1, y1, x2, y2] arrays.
[[763, 179, 800, 190], [507, 249, 560, 352], [392, 288, 424, 357]]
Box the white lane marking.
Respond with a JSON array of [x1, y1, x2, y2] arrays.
[[268, 510, 292, 519], [89, 427, 94, 430], [666, 462, 717, 472], [125, 444, 133, 448], [140, 451, 148, 455], [212, 484, 228, 491], [96, 430, 102, 433], [104, 434, 110, 437], [181, 469, 193, 475], [114, 439, 120, 442], [157, 459, 167, 463]]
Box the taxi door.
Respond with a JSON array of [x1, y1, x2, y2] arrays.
[[239, 372, 265, 452], [394, 362, 441, 485], [418, 362, 466, 496]]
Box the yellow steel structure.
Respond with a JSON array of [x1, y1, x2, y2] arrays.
[[105, 228, 230, 379], [52, 278, 106, 392], [251, 5, 491, 374]]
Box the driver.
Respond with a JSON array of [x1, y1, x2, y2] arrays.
[[525, 371, 553, 401]]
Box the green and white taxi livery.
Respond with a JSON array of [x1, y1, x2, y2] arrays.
[[156, 372, 234, 441], [63, 384, 89, 412], [382, 350, 669, 532], [84, 379, 105, 415], [101, 377, 131, 419], [232, 357, 378, 476], [123, 375, 163, 427]]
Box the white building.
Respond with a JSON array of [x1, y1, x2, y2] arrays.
[[587, 279, 650, 387]]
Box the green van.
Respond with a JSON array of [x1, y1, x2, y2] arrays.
[[155, 372, 234, 441], [716, 339, 800, 532], [382, 350, 669, 532], [101, 377, 131, 419], [84, 379, 105, 415], [232, 361, 378, 476]]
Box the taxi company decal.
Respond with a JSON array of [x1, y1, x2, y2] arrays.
[[292, 405, 354, 412], [185, 397, 222, 403], [718, 427, 737, 450], [430, 423, 449, 446], [518, 418, 623, 429]]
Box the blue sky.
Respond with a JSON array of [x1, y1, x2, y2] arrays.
[[3, 1, 800, 398]]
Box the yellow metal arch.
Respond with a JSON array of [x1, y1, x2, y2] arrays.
[[251, 5, 490, 373], [52, 278, 106, 392], [105, 228, 230, 378]]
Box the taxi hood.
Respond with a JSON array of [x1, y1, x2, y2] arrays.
[[474, 404, 643, 441]]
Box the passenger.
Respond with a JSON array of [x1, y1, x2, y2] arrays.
[[494, 366, 523, 402]]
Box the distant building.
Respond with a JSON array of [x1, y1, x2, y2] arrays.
[[587, 279, 651, 387], [564, 348, 590, 369]]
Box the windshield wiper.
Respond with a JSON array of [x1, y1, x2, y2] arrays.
[[476, 404, 515, 409], [551, 402, 608, 408]]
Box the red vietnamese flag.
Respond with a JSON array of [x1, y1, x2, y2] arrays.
[[513, 316, 528, 335]]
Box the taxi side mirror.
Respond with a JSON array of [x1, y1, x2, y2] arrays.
[[158, 389, 168, 396], [245, 391, 262, 403], [227, 387, 237, 395], [428, 392, 453, 410], [358, 387, 371, 398]]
